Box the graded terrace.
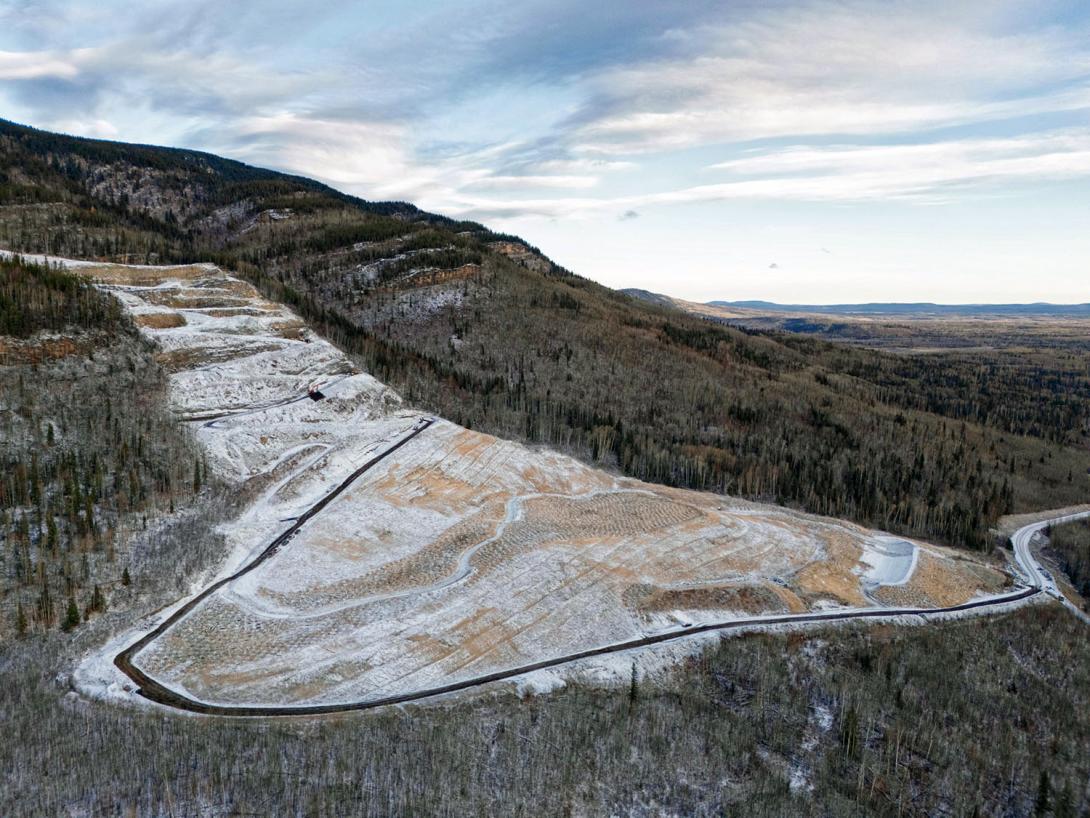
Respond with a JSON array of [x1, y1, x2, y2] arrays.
[[75, 260, 1011, 709]]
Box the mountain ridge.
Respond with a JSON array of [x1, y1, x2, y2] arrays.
[[2, 118, 1087, 549], [621, 289, 1090, 317], [710, 299, 1090, 317]]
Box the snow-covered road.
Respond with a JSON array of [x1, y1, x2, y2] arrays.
[[1010, 511, 1090, 622]]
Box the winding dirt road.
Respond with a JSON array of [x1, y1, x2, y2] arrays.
[[112, 426, 1088, 717]]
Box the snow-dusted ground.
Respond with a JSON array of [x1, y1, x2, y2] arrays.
[[63, 259, 1011, 710], [1, 248, 107, 268], [858, 538, 917, 601]]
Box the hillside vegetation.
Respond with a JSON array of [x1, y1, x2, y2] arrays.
[[5, 603, 1090, 816], [1, 118, 1086, 549], [2, 121, 1090, 817], [0, 257, 210, 636], [1048, 518, 1090, 604], [0, 255, 122, 337]]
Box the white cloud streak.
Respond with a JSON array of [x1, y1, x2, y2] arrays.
[[442, 130, 1090, 219], [562, 1, 1090, 155], [0, 49, 79, 80]]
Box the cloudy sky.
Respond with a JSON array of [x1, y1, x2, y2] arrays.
[[2, 0, 1089, 303]]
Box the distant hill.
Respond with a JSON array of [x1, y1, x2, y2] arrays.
[[709, 300, 1090, 317], [625, 288, 1090, 354], [618, 288, 675, 308]]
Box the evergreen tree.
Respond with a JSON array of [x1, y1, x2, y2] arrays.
[[1035, 769, 1051, 816], [88, 584, 106, 614], [15, 602, 26, 636], [36, 565, 53, 627], [46, 515, 58, 552], [1055, 781, 1075, 818], [83, 495, 95, 537], [840, 704, 860, 759], [62, 596, 80, 631]]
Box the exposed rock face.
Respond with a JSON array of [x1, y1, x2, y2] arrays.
[[489, 240, 553, 274], [376, 263, 482, 291]]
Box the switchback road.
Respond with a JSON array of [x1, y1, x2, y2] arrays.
[[112, 458, 1090, 717]]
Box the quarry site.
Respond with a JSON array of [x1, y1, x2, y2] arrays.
[[63, 259, 1025, 712]]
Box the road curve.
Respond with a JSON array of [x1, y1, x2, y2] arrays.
[[112, 468, 1087, 718], [1011, 510, 1090, 621], [112, 416, 435, 710]]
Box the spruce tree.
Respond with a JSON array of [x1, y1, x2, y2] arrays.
[[83, 495, 95, 536], [15, 602, 26, 636], [36, 565, 53, 627], [1055, 781, 1075, 818], [1035, 769, 1051, 816], [62, 596, 80, 631]]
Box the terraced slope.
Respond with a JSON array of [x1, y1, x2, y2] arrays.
[[61, 258, 1013, 709]]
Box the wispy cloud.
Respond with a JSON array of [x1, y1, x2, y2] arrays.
[[2, 0, 1090, 300], [561, 2, 1090, 155], [0, 49, 79, 80], [427, 130, 1090, 220], [199, 114, 450, 202], [704, 131, 1090, 201], [4, 0, 1090, 211], [468, 174, 601, 191]]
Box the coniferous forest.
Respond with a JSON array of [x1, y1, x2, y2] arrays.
[[1048, 518, 1090, 604], [0, 257, 211, 639]]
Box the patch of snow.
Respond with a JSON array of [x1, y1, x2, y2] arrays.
[[858, 537, 917, 593]]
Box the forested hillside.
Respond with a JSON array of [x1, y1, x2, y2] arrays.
[[1048, 518, 1090, 604], [5, 602, 1090, 816], [1, 118, 1086, 549], [0, 255, 122, 337], [0, 256, 208, 636], [3, 121, 1090, 818]]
